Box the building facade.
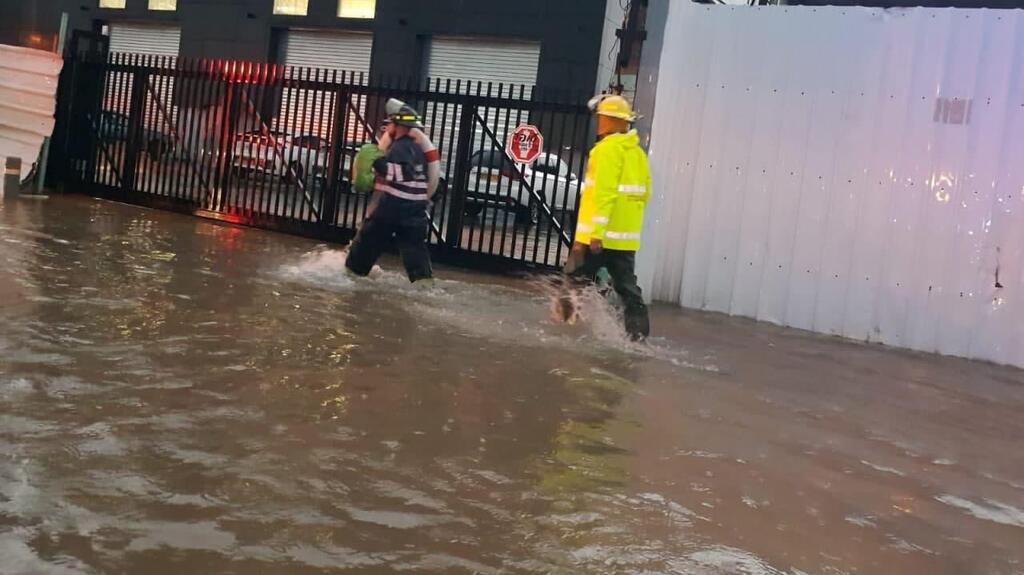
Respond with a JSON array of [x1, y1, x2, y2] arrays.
[[1, 0, 621, 96]]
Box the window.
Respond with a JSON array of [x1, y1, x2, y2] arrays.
[[98, 0, 126, 8], [274, 0, 308, 16], [148, 0, 176, 10], [533, 155, 571, 178], [338, 0, 376, 19]]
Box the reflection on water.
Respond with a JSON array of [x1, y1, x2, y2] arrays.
[[1, 195, 1023, 574]]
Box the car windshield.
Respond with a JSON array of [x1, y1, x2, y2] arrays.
[[469, 150, 514, 171]]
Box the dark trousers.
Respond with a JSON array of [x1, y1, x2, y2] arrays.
[[566, 247, 650, 340], [345, 193, 433, 282]]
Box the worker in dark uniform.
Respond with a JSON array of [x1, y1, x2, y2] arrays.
[[345, 99, 433, 283]]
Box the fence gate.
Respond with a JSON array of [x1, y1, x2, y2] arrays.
[[58, 46, 590, 272]]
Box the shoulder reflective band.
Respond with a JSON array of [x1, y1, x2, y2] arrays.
[[618, 184, 647, 194], [592, 216, 609, 224], [605, 231, 642, 240]]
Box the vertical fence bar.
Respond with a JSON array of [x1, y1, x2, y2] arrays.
[[489, 83, 511, 257], [99, 54, 114, 188], [241, 63, 260, 216], [106, 53, 126, 188], [555, 105, 584, 266], [306, 69, 321, 222], [179, 58, 198, 204], [217, 62, 239, 213], [254, 62, 274, 217], [446, 95, 476, 249], [289, 65, 306, 221], [123, 59, 146, 201], [146, 57, 163, 198], [441, 79, 459, 246], [528, 106, 546, 266], [271, 66, 291, 218], [83, 57, 102, 189], [355, 75, 371, 225], [506, 84, 528, 260], [200, 61, 220, 210], [545, 105, 572, 266], [513, 91, 532, 262], [494, 84, 517, 259], [148, 56, 163, 198], [338, 73, 355, 229], [254, 63, 270, 216], [468, 82, 487, 254], [153, 56, 171, 200], [324, 71, 345, 229], [465, 82, 483, 252]]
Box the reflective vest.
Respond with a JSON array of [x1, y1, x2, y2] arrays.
[[574, 129, 651, 252]]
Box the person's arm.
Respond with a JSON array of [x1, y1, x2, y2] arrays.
[[372, 155, 388, 178], [410, 129, 442, 198], [589, 145, 624, 252]]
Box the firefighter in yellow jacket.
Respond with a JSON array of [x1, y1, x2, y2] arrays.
[[562, 94, 651, 340]]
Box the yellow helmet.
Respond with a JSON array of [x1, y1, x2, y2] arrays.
[[587, 93, 639, 122]]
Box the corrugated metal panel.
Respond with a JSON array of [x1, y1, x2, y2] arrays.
[[427, 36, 540, 95], [107, 25, 180, 134], [639, 2, 1024, 367], [282, 30, 373, 74], [279, 31, 373, 140], [108, 23, 181, 56], [425, 37, 541, 163], [0, 44, 63, 182]]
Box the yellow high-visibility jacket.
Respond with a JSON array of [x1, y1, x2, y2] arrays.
[[573, 129, 652, 252]]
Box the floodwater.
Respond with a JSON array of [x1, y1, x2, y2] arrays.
[[1, 194, 1023, 575]]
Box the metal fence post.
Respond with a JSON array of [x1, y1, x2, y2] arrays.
[[122, 67, 147, 200], [445, 101, 476, 249], [216, 79, 239, 211], [323, 85, 349, 228]]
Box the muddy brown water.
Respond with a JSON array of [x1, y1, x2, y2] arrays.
[[1, 195, 1022, 574]]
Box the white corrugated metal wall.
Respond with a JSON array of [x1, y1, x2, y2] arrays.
[[0, 44, 63, 184], [638, 2, 1024, 367]]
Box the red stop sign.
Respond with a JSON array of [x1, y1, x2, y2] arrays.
[[507, 125, 543, 164]]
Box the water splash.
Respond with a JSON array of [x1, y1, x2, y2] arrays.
[[274, 248, 719, 372]]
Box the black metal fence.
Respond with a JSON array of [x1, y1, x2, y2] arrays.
[[58, 46, 592, 271]]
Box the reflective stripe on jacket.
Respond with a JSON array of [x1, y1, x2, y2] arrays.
[[373, 135, 429, 202], [573, 129, 651, 251]]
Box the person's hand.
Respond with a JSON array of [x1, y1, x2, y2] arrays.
[[589, 238, 603, 254], [564, 242, 587, 274]]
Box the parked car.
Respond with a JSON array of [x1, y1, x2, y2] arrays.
[[465, 149, 579, 226], [231, 130, 328, 183], [94, 110, 174, 160]]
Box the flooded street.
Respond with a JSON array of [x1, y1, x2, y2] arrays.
[[2, 194, 1023, 574]]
